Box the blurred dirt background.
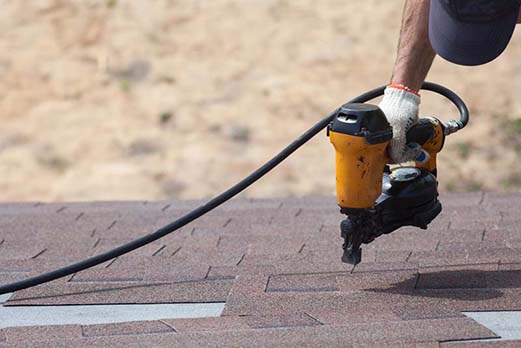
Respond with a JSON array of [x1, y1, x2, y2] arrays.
[[1, 0, 521, 201]]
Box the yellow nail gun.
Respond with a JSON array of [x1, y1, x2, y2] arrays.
[[327, 90, 468, 264]]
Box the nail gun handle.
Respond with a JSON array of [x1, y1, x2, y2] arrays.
[[406, 119, 435, 146], [406, 117, 445, 176]]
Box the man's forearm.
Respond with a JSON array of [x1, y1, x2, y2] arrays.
[[391, 0, 436, 91]]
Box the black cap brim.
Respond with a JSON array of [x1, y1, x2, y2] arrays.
[[429, 0, 519, 66]]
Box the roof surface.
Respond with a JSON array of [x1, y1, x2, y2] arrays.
[[0, 192, 520, 347]]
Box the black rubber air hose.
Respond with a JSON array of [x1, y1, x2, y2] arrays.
[[0, 82, 468, 295]]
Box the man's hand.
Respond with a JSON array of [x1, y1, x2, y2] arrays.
[[378, 85, 421, 163]]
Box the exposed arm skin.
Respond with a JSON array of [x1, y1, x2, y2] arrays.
[[391, 0, 436, 91]]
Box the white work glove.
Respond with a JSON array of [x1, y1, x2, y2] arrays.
[[378, 85, 422, 164]]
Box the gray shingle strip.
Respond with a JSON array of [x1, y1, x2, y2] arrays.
[[464, 311, 521, 341], [0, 303, 225, 329]]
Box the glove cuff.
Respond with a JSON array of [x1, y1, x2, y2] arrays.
[[382, 85, 421, 107], [388, 83, 420, 97]]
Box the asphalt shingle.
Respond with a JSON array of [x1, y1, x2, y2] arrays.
[[1, 194, 521, 347], [81, 321, 174, 337]]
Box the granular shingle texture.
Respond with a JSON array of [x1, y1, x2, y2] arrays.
[[1, 193, 520, 347]]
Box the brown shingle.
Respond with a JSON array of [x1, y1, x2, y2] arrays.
[[163, 316, 249, 333], [206, 264, 276, 280], [7, 279, 233, 305], [336, 270, 417, 292], [266, 273, 339, 292], [0, 240, 46, 260], [4, 325, 82, 343], [416, 264, 498, 289], [243, 313, 322, 329], [352, 261, 418, 273], [307, 305, 401, 325], [81, 321, 174, 337]]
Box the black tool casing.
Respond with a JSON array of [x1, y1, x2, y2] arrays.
[[341, 167, 441, 264]]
